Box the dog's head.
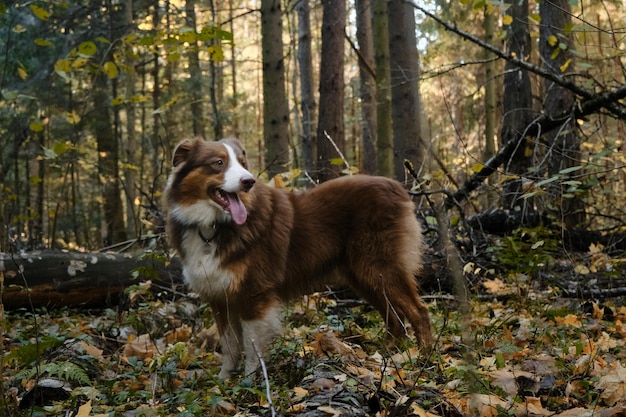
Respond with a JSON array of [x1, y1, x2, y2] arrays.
[[165, 137, 255, 226]]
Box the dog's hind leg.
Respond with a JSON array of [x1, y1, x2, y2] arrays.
[[349, 265, 433, 345]]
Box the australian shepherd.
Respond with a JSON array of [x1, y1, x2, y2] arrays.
[[164, 137, 432, 379]]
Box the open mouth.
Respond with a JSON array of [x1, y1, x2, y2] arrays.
[[211, 189, 248, 225]]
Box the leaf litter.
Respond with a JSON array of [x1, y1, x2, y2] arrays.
[[3, 270, 626, 416]]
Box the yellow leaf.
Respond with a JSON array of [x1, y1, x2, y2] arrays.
[[78, 41, 97, 57], [547, 35, 558, 47], [470, 163, 484, 173], [30, 122, 45, 132], [12, 24, 27, 33], [524, 146, 533, 157], [72, 58, 89, 69], [530, 13, 541, 23], [560, 58, 572, 72], [34, 38, 53, 47], [102, 61, 118, 79], [208, 45, 224, 61], [65, 111, 81, 125], [74, 400, 92, 417], [29, 5, 51, 21], [54, 58, 72, 73], [502, 15, 513, 25], [17, 66, 27, 80]]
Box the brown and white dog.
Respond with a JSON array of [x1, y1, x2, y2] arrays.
[[164, 137, 432, 379]]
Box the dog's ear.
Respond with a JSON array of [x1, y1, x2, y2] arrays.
[[172, 138, 195, 167]]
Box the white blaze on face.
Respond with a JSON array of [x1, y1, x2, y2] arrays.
[[222, 143, 254, 193]]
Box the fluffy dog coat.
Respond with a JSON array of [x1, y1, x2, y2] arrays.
[[164, 137, 432, 379]]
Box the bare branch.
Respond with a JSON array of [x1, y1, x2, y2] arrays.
[[445, 84, 626, 208], [408, 0, 626, 120]]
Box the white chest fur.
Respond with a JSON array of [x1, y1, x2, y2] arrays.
[[180, 229, 234, 298]]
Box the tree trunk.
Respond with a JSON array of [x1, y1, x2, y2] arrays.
[[185, 0, 205, 138], [500, 0, 533, 212], [316, 0, 346, 182], [208, 0, 223, 140], [228, 0, 239, 138], [297, 0, 316, 176], [355, 0, 377, 175], [484, 5, 498, 205], [388, 0, 422, 181], [540, 0, 585, 229], [372, 0, 393, 178], [261, 0, 291, 178], [1, 250, 183, 309], [94, 58, 126, 245], [125, 0, 139, 239]]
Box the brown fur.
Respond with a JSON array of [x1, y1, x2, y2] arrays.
[[164, 137, 433, 378]]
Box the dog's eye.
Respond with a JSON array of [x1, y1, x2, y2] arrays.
[[214, 159, 224, 166]]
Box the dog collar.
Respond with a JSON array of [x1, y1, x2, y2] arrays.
[[198, 224, 220, 245]]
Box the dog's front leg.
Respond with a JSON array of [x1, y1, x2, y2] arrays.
[[242, 306, 282, 376], [219, 324, 242, 380]]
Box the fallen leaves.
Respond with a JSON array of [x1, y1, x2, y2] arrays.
[[5, 282, 626, 416]]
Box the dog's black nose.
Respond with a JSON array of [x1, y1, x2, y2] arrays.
[[241, 177, 255, 191]]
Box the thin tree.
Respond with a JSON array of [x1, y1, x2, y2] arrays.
[[94, 62, 126, 245], [316, 0, 346, 182], [356, 0, 377, 174], [484, 4, 498, 205], [388, 0, 422, 181], [296, 0, 316, 175], [186, 0, 205, 138], [540, 0, 585, 229], [500, 0, 533, 212], [372, 0, 393, 177], [124, 0, 139, 238], [261, 0, 291, 178]]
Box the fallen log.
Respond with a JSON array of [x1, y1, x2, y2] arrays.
[[0, 250, 183, 309]]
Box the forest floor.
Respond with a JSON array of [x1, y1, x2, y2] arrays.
[[3, 242, 626, 417]]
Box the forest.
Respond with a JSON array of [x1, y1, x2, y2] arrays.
[[1, 0, 626, 415]]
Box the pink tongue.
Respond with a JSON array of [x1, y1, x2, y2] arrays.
[[225, 193, 248, 225]]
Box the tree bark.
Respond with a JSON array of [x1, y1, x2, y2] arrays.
[[388, 0, 422, 181], [94, 58, 126, 245], [372, 0, 393, 178], [296, 0, 316, 176], [355, 0, 377, 175], [540, 0, 585, 229], [500, 0, 533, 212], [316, 0, 346, 182], [1, 251, 183, 309], [261, 0, 291, 178], [125, 0, 139, 239], [185, 0, 205, 138]]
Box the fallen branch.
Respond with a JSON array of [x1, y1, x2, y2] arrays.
[[0, 250, 182, 309]]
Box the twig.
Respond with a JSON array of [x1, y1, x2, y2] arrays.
[[323, 130, 351, 173], [250, 339, 277, 417]]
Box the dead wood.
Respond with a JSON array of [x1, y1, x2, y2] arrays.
[[1, 250, 183, 309]]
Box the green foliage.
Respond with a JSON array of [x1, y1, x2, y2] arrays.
[[16, 361, 91, 386], [2, 335, 63, 366], [489, 227, 558, 275]]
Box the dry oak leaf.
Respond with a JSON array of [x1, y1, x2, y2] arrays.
[[482, 278, 507, 294], [122, 333, 158, 360], [597, 361, 626, 406], [310, 331, 356, 360]]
